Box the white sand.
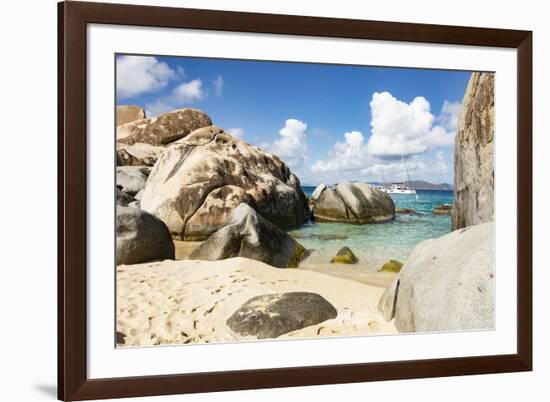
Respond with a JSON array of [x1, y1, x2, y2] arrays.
[[116, 257, 397, 347]]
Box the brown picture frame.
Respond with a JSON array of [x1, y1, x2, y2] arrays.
[[58, 1, 532, 400]]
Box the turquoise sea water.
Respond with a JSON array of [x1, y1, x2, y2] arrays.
[[291, 187, 454, 273]]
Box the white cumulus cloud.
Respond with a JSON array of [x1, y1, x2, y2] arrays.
[[366, 91, 460, 157], [438, 100, 462, 132], [268, 119, 308, 168], [360, 152, 452, 183], [171, 79, 206, 103], [117, 55, 180, 99], [213, 75, 224, 96], [145, 79, 206, 117], [227, 128, 244, 139], [311, 131, 372, 173]]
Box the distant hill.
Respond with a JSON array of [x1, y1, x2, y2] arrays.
[[409, 181, 453, 190], [303, 181, 453, 191]]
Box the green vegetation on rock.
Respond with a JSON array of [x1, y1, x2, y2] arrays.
[[432, 204, 452, 215], [330, 247, 358, 264], [379, 260, 404, 273], [288, 243, 307, 268]]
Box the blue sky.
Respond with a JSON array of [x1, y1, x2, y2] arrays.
[[116, 54, 471, 186]]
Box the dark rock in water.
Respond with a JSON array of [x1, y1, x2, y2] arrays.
[[378, 260, 404, 273], [116, 187, 135, 207], [289, 232, 349, 241], [226, 292, 338, 339], [396, 208, 416, 215], [453, 72, 494, 229], [432, 204, 452, 215], [330, 246, 358, 264], [117, 108, 212, 145], [378, 223, 494, 332], [190, 204, 306, 268], [116, 206, 175, 265], [140, 126, 309, 240], [313, 182, 394, 223]]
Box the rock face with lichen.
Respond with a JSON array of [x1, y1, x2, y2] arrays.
[[140, 126, 309, 240], [452, 72, 495, 230], [117, 142, 165, 167], [190, 203, 306, 268], [117, 108, 212, 145], [116, 105, 146, 126], [378, 222, 495, 332], [313, 182, 394, 223]]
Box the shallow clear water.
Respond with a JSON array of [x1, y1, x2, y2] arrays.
[[292, 188, 453, 273]]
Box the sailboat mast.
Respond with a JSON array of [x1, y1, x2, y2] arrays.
[[403, 154, 414, 189]]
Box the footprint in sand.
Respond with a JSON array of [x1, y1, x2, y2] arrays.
[[203, 305, 216, 316], [368, 321, 381, 330]]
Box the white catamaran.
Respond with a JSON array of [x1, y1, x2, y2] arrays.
[[378, 154, 417, 195]]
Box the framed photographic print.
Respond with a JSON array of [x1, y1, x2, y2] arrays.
[[58, 1, 532, 400]]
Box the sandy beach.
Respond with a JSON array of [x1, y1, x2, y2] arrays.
[[116, 257, 397, 347], [175, 239, 397, 287]]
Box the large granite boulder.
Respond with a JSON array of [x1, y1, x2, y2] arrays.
[[117, 108, 212, 146], [452, 72, 494, 230], [311, 183, 327, 202], [313, 182, 394, 223], [226, 292, 338, 339], [190, 203, 306, 268], [379, 222, 495, 332], [116, 206, 175, 265], [140, 126, 309, 240], [116, 166, 150, 196], [116, 105, 146, 126], [116, 142, 164, 167], [184, 185, 256, 241]]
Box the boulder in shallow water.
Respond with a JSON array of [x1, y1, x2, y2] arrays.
[[226, 292, 338, 339], [313, 182, 394, 223], [433, 204, 452, 215], [379, 222, 495, 332], [116, 206, 175, 265], [117, 108, 212, 146], [330, 247, 358, 264], [378, 260, 404, 273], [140, 126, 309, 239], [311, 183, 327, 202], [190, 203, 306, 268]]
